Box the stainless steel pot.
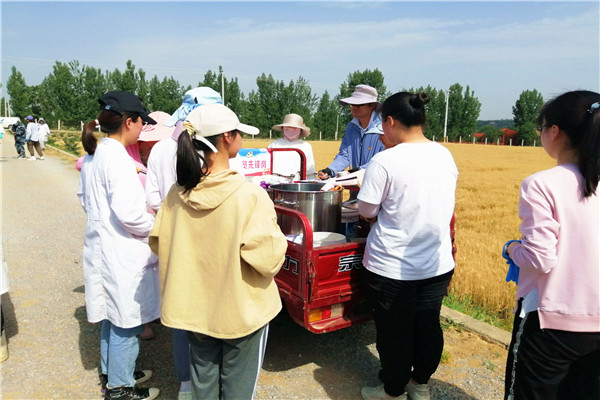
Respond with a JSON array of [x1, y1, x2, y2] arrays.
[[269, 182, 342, 235]]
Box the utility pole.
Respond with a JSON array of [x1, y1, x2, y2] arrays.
[[443, 89, 450, 143], [335, 108, 340, 141], [221, 70, 225, 106]]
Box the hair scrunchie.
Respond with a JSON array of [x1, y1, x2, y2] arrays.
[[183, 120, 195, 137]]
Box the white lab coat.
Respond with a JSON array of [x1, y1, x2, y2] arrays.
[[37, 123, 51, 148], [77, 138, 159, 328]]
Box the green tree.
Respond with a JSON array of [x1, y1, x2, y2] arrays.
[[282, 76, 318, 126], [38, 61, 80, 126], [313, 91, 339, 140], [200, 68, 220, 92], [406, 86, 446, 140], [446, 83, 481, 142], [109, 60, 139, 93], [137, 69, 149, 103], [80, 66, 108, 121], [246, 73, 317, 136], [6, 66, 30, 118], [479, 125, 504, 143], [516, 121, 539, 146], [148, 75, 183, 114], [338, 69, 387, 125], [513, 89, 544, 128], [199, 66, 248, 117], [224, 78, 248, 121], [513, 89, 544, 146]]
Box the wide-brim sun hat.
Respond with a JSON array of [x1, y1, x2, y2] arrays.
[[184, 103, 259, 153], [339, 84, 382, 112], [98, 91, 156, 125], [271, 113, 311, 138], [138, 111, 176, 142]]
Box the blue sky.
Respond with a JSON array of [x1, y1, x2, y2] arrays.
[[1, 1, 598, 120]]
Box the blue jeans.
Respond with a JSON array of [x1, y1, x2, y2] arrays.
[[172, 328, 191, 382], [100, 320, 143, 388]]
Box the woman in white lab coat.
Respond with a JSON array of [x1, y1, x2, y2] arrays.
[[77, 91, 160, 400]]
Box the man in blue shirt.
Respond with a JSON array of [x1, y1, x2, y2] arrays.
[[318, 84, 384, 180]]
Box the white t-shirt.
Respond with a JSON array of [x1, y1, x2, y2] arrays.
[[358, 142, 458, 280], [267, 139, 316, 180]]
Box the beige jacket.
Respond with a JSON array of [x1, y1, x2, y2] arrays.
[[149, 169, 287, 339]]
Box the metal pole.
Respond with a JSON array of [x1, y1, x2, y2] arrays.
[[221, 71, 225, 106], [443, 89, 449, 143], [335, 109, 340, 141]]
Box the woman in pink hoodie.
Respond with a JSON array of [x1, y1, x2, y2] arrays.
[[503, 90, 600, 400]]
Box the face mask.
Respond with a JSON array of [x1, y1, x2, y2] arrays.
[[283, 127, 301, 142]]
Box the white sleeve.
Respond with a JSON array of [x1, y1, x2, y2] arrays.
[[357, 159, 388, 206], [303, 142, 317, 177], [77, 173, 86, 211], [145, 150, 163, 212], [358, 200, 380, 219]]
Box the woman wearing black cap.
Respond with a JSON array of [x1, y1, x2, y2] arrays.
[[78, 91, 160, 400]]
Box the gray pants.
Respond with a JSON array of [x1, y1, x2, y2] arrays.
[[187, 325, 269, 400]]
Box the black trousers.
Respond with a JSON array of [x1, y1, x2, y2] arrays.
[[363, 268, 454, 396], [505, 304, 600, 400]]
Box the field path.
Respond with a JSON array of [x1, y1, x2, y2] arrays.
[[1, 133, 508, 399]]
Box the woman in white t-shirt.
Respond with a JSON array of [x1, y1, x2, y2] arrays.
[[357, 92, 458, 400], [268, 113, 316, 180]]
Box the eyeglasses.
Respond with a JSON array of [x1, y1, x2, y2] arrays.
[[349, 104, 369, 108]]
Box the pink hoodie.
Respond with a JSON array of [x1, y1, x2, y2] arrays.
[[511, 163, 599, 332]]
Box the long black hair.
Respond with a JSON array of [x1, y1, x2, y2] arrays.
[[537, 90, 600, 197], [176, 130, 222, 193]]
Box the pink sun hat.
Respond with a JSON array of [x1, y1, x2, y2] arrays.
[[138, 111, 175, 142]]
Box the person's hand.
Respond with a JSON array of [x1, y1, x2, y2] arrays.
[[318, 168, 334, 180]]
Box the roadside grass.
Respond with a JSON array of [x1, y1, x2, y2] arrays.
[[443, 292, 514, 331]]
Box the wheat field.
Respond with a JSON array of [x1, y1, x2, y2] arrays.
[[245, 137, 555, 318]]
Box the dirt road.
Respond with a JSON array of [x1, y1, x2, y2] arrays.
[[0, 133, 507, 399]]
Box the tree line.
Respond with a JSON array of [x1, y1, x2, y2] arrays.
[[4, 59, 543, 144]]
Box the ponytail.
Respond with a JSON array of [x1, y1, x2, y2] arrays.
[[579, 104, 600, 196], [176, 132, 206, 193], [81, 120, 98, 155], [176, 129, 223, 193], [82, 110, 139, 155]]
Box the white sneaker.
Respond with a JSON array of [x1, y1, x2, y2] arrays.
[[177, 391, 192, 400], [28, 156, 36, 160], [405, 380, 430, 400], [361, 384, 407, 400], [39, 156, 45, 160]]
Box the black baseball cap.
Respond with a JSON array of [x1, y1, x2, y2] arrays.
[[98, 91, 157, 125]]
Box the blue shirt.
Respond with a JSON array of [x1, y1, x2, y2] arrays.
[[327, 111, 384, 175]]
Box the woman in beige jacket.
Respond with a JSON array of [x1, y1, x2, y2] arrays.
[[149, 104, 287, 400]]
